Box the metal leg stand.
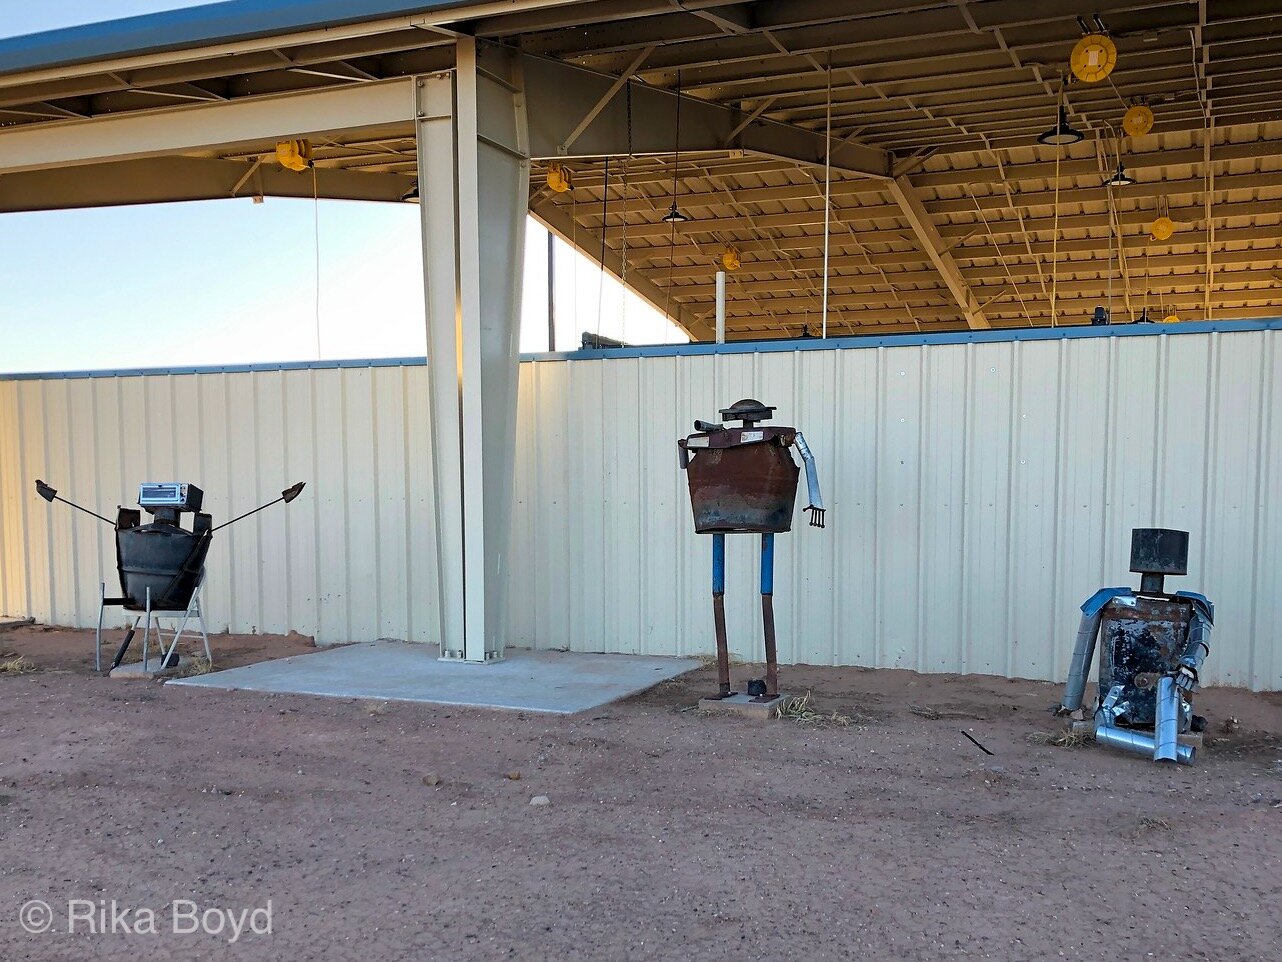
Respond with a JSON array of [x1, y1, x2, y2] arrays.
[[140, 587, 153, 673], [160, 572, 210, 668], [711, 533, 733, 697], [760, 533, 779, 700], [95, 582, 105, 673]]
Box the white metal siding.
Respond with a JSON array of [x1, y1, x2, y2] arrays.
[[0, 366, 440, 643], [509, 330, 1282, 691], [1, 328, 1279, 690]]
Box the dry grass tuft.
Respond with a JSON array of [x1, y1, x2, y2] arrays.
[[0, 655, 37, 675], [171, 656, 212, 678], [776, 691, 854, 727], [695, 652, 749, 670], [1026, 728, 1090, 748]]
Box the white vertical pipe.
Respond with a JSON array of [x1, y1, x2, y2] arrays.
[[715, 270, 726, 344]]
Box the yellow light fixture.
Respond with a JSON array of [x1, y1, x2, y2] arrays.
[[275, 138, 312, 172], [1070, 33, 1118, 83], [1123, 103, 1155, 137], [1149, 215, 1176, 241], [720, 247, 741, 272], [545, 163, 572, 193]]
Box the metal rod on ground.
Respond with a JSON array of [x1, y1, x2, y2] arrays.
[[715, 270, 726, 344], [712, 533, 730, 696]]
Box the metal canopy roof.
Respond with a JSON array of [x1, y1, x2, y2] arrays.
[[2, 0, 1280, 339]]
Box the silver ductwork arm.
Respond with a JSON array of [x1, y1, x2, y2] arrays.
[[1175, 610, 1212, 694], [792, 433, 825, 528], [1061, 610, 1103, 713]]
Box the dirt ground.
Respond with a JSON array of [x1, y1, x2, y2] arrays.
[[1, 626, 1280, 962]]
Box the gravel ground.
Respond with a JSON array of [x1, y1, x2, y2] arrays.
[[1, 626, 1280, 961]]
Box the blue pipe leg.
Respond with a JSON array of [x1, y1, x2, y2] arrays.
[[711, 534, 731, 696], [760, 534, 778, 697]]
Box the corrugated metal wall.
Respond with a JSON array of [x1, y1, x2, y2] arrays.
[[508, 327, 1281, 691], [0, 364, 440, 643], [2, 326, 1279, 689]]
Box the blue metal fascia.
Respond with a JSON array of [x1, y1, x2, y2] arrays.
[[520, 318, 1282, 364], [0, 356, 427, 381], [0, 0, 469, 77], [4, 318, 1282, 382]]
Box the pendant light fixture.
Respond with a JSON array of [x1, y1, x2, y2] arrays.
[[1104, 161, 1136, 187], [661, 70, 690, 224], [1038, 104, 1085, 146]]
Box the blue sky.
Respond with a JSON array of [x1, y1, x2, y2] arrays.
[[0, 1, 681, 373]]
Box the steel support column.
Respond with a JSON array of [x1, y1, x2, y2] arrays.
[[415, 41, 528, 662]]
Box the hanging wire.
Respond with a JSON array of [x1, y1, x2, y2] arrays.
[[1144, 243, 1151, 321], [596, 156, 609, 341], [570, 187, 579, 338], [1049, 79, 1066, 327], [312, 162, 322, 359], [966, 185, 1035, 325], [820, 55, 833, 339], [620, 80, 632, 343], [663, 71, 682, 326]]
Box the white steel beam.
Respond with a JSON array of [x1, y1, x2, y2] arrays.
[[0, 155, 414, 212], [416, 41, 529, 663], [886, 174, 989, 330], [0, 78, 415, 175]]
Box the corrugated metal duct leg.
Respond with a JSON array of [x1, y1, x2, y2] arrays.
[[416, 40, 529, 662]]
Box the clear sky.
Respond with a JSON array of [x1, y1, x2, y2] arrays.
[[0, 1, 685, 373]]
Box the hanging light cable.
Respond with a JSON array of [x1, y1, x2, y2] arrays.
[[821, 55, 833, 339], [620, 81, 633, 341], [662, 70, 690, 224], [596, 156, 609, 342], [1037, 79, 1084, 146]]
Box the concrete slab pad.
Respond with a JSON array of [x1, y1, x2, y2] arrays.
[[168, 641, 701, 715], [698, 692, 788, 719]]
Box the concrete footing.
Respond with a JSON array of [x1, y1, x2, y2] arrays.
[[698, 692, 788, 719], [110, 655, 188, 680]]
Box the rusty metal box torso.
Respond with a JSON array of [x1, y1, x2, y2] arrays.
[[680, 426, 800, 534]]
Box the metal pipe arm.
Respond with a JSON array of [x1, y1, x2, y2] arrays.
[[792, 432, 825, 528]]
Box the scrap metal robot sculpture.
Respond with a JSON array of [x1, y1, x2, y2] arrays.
[[1059, 528, 1213, 765], [36, 479, 305, 672], [678, 400, 825, 705]]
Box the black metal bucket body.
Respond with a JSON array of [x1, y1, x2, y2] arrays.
[[1098, 594, 1193, 727], [115, 523, 211, 611], [680, 426, 800, 533]]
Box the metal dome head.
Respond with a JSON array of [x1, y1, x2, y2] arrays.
[[719, 399, 776, 425]]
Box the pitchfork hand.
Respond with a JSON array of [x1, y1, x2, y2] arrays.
[[805, 506, 826, 529]]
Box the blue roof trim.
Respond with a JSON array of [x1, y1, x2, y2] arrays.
[[0, 356, 427, 381], [0, 0, 467, 77], [3, 319, 1280, 380], [522, 318, 1282, 362]]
